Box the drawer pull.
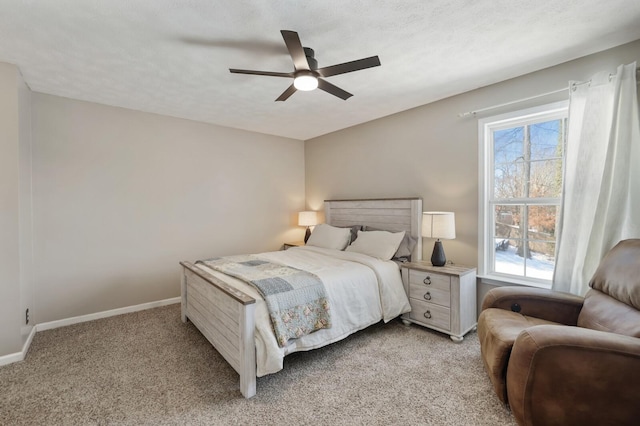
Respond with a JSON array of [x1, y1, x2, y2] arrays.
[[423, 276, 432, 285], [423, 292, 432, 301], [423, 310, 432, 319]]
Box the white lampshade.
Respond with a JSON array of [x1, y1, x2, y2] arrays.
[[422, 212, 456, 240], [298, 211, 319, 227]]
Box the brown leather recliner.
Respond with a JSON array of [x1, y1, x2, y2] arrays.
[[478, 239, 640, 426]]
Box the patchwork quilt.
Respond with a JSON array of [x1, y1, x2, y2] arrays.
[[197, 255, 331, 347]]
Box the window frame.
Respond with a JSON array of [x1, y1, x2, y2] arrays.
[[478, 101, 568, 288]]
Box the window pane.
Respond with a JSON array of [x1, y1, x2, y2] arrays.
[[528, 205, 558, 237], [529, 119, 563, 161], [528, 159, 562, 198], [494, 204, 520, 232], [494, 205, 525, 277], [494, 204, 523, 236], [493, 126, 525, 199], [495, 238, 524, 276], [494, 161, 525, 198], [526, 206, 557, 280], [526, 241, 556, 280], [494, 127, 523, 163]]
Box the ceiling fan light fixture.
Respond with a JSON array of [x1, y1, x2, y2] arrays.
[[293, 73, 318, 91]]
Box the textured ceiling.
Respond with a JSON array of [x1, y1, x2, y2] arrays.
[[1, 1, 640, 140]]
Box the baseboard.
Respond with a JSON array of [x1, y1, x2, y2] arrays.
[[37, 297, 181, 332], [0, 326, 37, 367], [1, 297, 180, 367]]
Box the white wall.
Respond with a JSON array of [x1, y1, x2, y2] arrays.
[[0, 63, 22, 356], [305, 39, 640, 308], [31, 94, 305, 324], [18, 75, 34, 345]]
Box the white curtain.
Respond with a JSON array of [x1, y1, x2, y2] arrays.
[[553, 62, 640, 295]]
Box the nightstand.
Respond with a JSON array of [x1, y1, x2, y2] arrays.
[[400, 261, 477, 342], [283, 241, 305, 250]]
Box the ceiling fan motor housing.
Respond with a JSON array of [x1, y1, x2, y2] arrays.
[[303, 47, 318, 70]]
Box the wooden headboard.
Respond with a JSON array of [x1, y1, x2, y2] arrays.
[[324, 198, 423, 261]]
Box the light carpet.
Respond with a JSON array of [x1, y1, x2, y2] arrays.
[[0, 304, 515, 425]]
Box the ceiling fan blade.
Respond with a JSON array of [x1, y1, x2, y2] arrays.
[[229, 69, 294, 78], [281, 30, 310, 71], [316, 56, 381, 78], [275, 84, 297, 102], [317, 78, 353, 100]]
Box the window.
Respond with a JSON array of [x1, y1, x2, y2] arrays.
[[478, 102, 568, 286]]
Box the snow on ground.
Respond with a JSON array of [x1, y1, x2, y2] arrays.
[[495, 245, 554, 280]]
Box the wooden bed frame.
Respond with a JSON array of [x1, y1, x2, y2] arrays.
[[180, 198, 422, 398]]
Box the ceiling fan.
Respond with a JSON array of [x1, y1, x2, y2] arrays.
[[229, 30, 381, 101]]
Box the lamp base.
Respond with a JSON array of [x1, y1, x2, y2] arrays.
[[304, 227, 311, 243], [431, 240, 446, 267]]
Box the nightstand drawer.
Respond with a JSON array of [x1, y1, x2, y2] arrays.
[[408, 283, 450, 307], [408, 270, 450, 291], [409, 299, 450, 331]]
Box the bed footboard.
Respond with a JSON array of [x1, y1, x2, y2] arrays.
[[180, 261, 257, 398]]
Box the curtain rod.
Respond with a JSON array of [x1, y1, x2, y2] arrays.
[[458, 67, 640, 118]]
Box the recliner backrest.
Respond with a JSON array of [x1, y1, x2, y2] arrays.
[[577, 239, 640, 337], [578, 289, 640, 337]]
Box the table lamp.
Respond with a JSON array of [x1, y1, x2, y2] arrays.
[[422, 212, 456, 266], [298, 211, 318, 243]]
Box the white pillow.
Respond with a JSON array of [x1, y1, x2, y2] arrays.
[[306, 224, 351, 250], [345, 230, 406, 260]]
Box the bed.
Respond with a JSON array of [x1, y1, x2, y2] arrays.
[[180, 198, 423, 398]]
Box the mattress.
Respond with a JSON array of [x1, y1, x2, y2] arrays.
[[195, 245, 411, 376]]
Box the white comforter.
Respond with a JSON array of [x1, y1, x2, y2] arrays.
[[196, 245, 411, 376]]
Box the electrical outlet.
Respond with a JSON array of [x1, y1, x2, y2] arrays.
[[25, 308, 29, 325]]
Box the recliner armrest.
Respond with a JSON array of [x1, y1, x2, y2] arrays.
[[481, 286, 583, 325], [506, 325, 640, 425]]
